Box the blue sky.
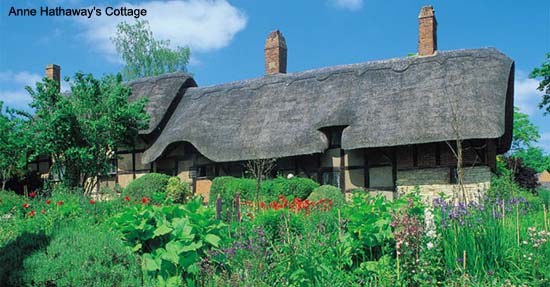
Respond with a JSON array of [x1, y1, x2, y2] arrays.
[[1, 0, 549, 152]]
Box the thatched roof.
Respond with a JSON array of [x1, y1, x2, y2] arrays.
[[128, 73, 196, 136], [140, 48, 514, 164]]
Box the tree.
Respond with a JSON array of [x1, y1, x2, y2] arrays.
[[529, 52, 550, 115], [0, 102, 30, 190], [513, 147, 550, 173], [511, 107, 540, 152], [112, 20, 191, 81], [245, 158, 275, 208], [26, 74, 149, 194]]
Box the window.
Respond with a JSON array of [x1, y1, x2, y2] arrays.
[[196, 165, 215, 178], [322, 171, 340, 188]]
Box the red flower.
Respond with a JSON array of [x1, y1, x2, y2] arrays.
[[45, 199, 51, 205], [29, 191, 36, 198], [141, 197, 150, 204], [57, 201, 64, 206], [89, 199, 96, 204], [22, 203, 30, 209], [124, 196, 131, 202], [40, 209, 46, 214], [28, 210, 36, 217], [259, 202, 266, 208]]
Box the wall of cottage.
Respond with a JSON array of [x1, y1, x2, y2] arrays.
[[396, 166, 491, 203]]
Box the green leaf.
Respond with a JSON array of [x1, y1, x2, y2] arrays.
[[166, 276, 182, 287], [142, 253, 159, 272], [204, 234, 221, 247], [133, 243, 142, 252], [161, 249, 179, 265], [153, 224, 173, 238], [181, 241, 203, 252]]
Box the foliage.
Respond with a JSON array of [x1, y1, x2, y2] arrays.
[[506, 157, 540, 192], [343, 193, 424, 265], [165, 176, 191, 204], [245, 158, 276, 207], [433, 195, 550, 286], [513, 146, 550, 173], [0, 102, 30, 190], [20, 220, 147, 287], [112, 20, 191, 81], [307, 185, 346, 208], [262, 176, 320, 201], [26, 74, 149, 193], [110, 197, 226, 286], [529, 52, 550, 115], [511, 107, 541, 152], [124, 173, 170, 203]]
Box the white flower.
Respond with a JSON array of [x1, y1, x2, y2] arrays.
[[427, 242, 434, 250], [426, 229, 437, 238], [287, 173, 294, 179]]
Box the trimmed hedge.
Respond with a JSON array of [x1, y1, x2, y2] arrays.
[[209, 176, 256, 209], [262, 177, 319, 202], [123, 173, 170, 202], [209, 176, 320, 209], [307, 185, 346, 208]]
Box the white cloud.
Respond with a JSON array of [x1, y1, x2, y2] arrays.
[[0, 91, 32, 108], [74, 0, 247, 61], [515, 74, 543, 115], [0, 71, 43, 108], [0, 71, 42, 88], [330, 0, 363, 11]]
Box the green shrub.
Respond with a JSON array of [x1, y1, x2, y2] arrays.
[[209, 176, 256, 208], [124, 173, 170, 202], [110, 197, 225, 285], [262, 177, 319, 201], [20, 220, 148, 287], [308, 185, 346, 208], [0, 190, 26, 216], [165, 176, 191, 204], [0, 231, 50, 286]]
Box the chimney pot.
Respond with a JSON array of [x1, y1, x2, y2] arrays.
[[45, 64, 61, 91], [264, 30, 287, 75], [418, 6, 437, 56]]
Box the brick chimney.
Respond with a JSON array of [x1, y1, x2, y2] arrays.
[[418, 6, 437, 56], [45, 64, 61, 91], [264, 30, 287, 75]]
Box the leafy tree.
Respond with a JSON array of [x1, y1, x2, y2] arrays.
[[513, 147, 550, 173], [0, 102, 30, 190], [511, 107, 540, 152], [26, 74, 149, 193], [530, 52, 550, 115], [112, 20, 191, 81], [505, 157, 539, 192]]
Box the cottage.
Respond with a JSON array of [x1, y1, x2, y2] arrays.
[[35, 6, 514, 201]]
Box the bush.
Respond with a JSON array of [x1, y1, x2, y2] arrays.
[[262, 177, 319, 201], [0, 231, 50, 286], [210, 176, 256, 208], [21, 220, 148, 287], [124, 173, 170, 202], [308, 185, 346, 208], [0, 190, 26, 216], [165, 176, 191, 204]]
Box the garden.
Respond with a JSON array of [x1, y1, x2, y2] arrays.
[[1, 167, 549, 287]]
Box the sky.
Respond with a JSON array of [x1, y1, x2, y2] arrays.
[[0, 0, 549, 152]]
